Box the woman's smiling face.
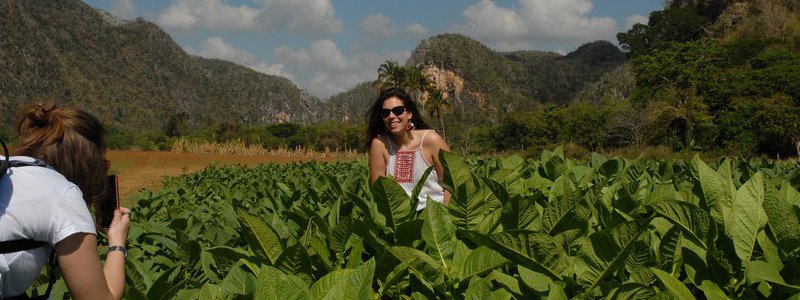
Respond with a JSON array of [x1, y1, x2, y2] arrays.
[[382, 96, 411, 135]]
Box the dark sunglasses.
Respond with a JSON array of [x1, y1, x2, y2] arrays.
[[381, 106, 406, 118]]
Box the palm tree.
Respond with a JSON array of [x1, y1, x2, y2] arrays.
[[375, 60, 406, 92], [404, 68, 431, 108], [426, 88, 451, 141]]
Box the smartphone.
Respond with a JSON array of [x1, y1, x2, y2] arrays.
[[98, 175, 119, 228]]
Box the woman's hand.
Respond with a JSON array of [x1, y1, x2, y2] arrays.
[[106, 207, 131, 247]]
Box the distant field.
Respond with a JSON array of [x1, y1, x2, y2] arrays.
[[106, 150, 359, 206]]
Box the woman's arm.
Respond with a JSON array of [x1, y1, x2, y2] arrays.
[[57, 208, 130, 300], [426, 132, 451, 205], [368, 137, 387, 185]]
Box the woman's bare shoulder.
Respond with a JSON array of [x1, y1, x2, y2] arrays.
[[423, 130, 448, 149], [370, 135, 389, 152]]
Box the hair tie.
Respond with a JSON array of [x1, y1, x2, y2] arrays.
[[29, 103, 52, 127]]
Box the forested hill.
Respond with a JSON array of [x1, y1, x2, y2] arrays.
[[407, 34, 626, 109], [0, 0, 319, 135], [325, 35, 627, 123]]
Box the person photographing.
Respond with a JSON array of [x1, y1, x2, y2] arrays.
[[0, 102, 130, 299]]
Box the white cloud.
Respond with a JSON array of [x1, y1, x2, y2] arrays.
[[158, 0, 260, 30], [460, 0, 618, 51], [251, 63, 294, 80], [360, 14, 429, 41], [361, 14, 395, 37], [158, 0, 342, 36], [191, 37, 296, 80], [110, 0, 136, 19], [256, 0, 343, 36], [271, 40, 412, 98], [274, 46, 312, 69], [310, 40, 349, 71], [405, 23, 429, 36], [196, 37, 259, 65], [625, 14, 649, 30], [274, 39, 349, 71]]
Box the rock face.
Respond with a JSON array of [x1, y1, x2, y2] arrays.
[[420, 62, 465, 106]]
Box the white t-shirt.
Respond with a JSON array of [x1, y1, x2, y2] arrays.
[[0, 156, 97, 298]]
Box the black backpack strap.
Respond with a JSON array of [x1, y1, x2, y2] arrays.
[[41, 249, 58, 299], [1, 137, 9, 176], [9, 159, 51, 169], [0, 240, 57, 299], [0, 239, 48, 253]]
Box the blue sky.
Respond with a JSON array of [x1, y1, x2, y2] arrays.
[[84, 0, 664, 99]]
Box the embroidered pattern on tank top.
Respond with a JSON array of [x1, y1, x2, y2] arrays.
[[393, 150, 416, 183]]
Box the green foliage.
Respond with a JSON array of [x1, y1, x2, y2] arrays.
[[549, 102, 611, 150], [27, 150, 800, 299], [618, 3, 713, 57], [493, 110, 550, 152], [626, 29, 800, 155]]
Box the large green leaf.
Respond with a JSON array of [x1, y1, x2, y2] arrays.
[[486, 270, 522, 296], [746, 260, 800, 293], [237, 210, 283, 264], [541, 152, 566, 181], [441, 152, 503, 234], [221, 264, 256, 296], [421, 200, 457, 275], [329, 217, 355, 264], [388, 246, 445, 286], [311, 259, 375, 300], [650, 267, 696, 300], [255, 265, 312, 300], [411, 166, 435, 209], [517, 266, 551, 293], [658, 226, 683, 274], [197, 283, 224, 300], [276, 244, 313, 282], [763, 181, 800, 255], [440, 151, 471, 201], [607, 283, 655, 300], [575, 220, 647, 296], [692, 156, 735, 229], [464, 277, 492, 300], [698, 280, 728, 300], [728, 172, 768, 266], [371, 176, 414, 230], [460, 230, 567, 279], [456, 246, 509, 282], [541, 175, 589, 235], [648, 200, 713, 249], [486, 178, 541, 231]]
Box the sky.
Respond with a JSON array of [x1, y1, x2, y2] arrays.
[[83, 0, 665, 99]]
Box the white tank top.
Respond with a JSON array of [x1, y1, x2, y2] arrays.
[[385, 130, 445, 211]]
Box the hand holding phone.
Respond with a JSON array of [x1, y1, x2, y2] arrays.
[[98, 175, 119, 228]]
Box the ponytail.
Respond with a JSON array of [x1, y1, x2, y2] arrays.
[[14, 102, 107, 206]]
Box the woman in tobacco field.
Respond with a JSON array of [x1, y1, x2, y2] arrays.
[[0, 102, 130, 299], [366, 87, 450, 210]]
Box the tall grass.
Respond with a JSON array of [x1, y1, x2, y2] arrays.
[[171, 138, 361, 160]]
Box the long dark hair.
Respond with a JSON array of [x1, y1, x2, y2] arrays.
[[365, 87, 431, 149]]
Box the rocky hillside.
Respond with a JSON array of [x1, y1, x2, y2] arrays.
[[1, 0, 631, 136], [406, 34, 628, 112], [325, 34, 630, 124], [0, 0, 319, 134]]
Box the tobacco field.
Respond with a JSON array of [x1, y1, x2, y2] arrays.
[[38, 148, 800, 299]]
